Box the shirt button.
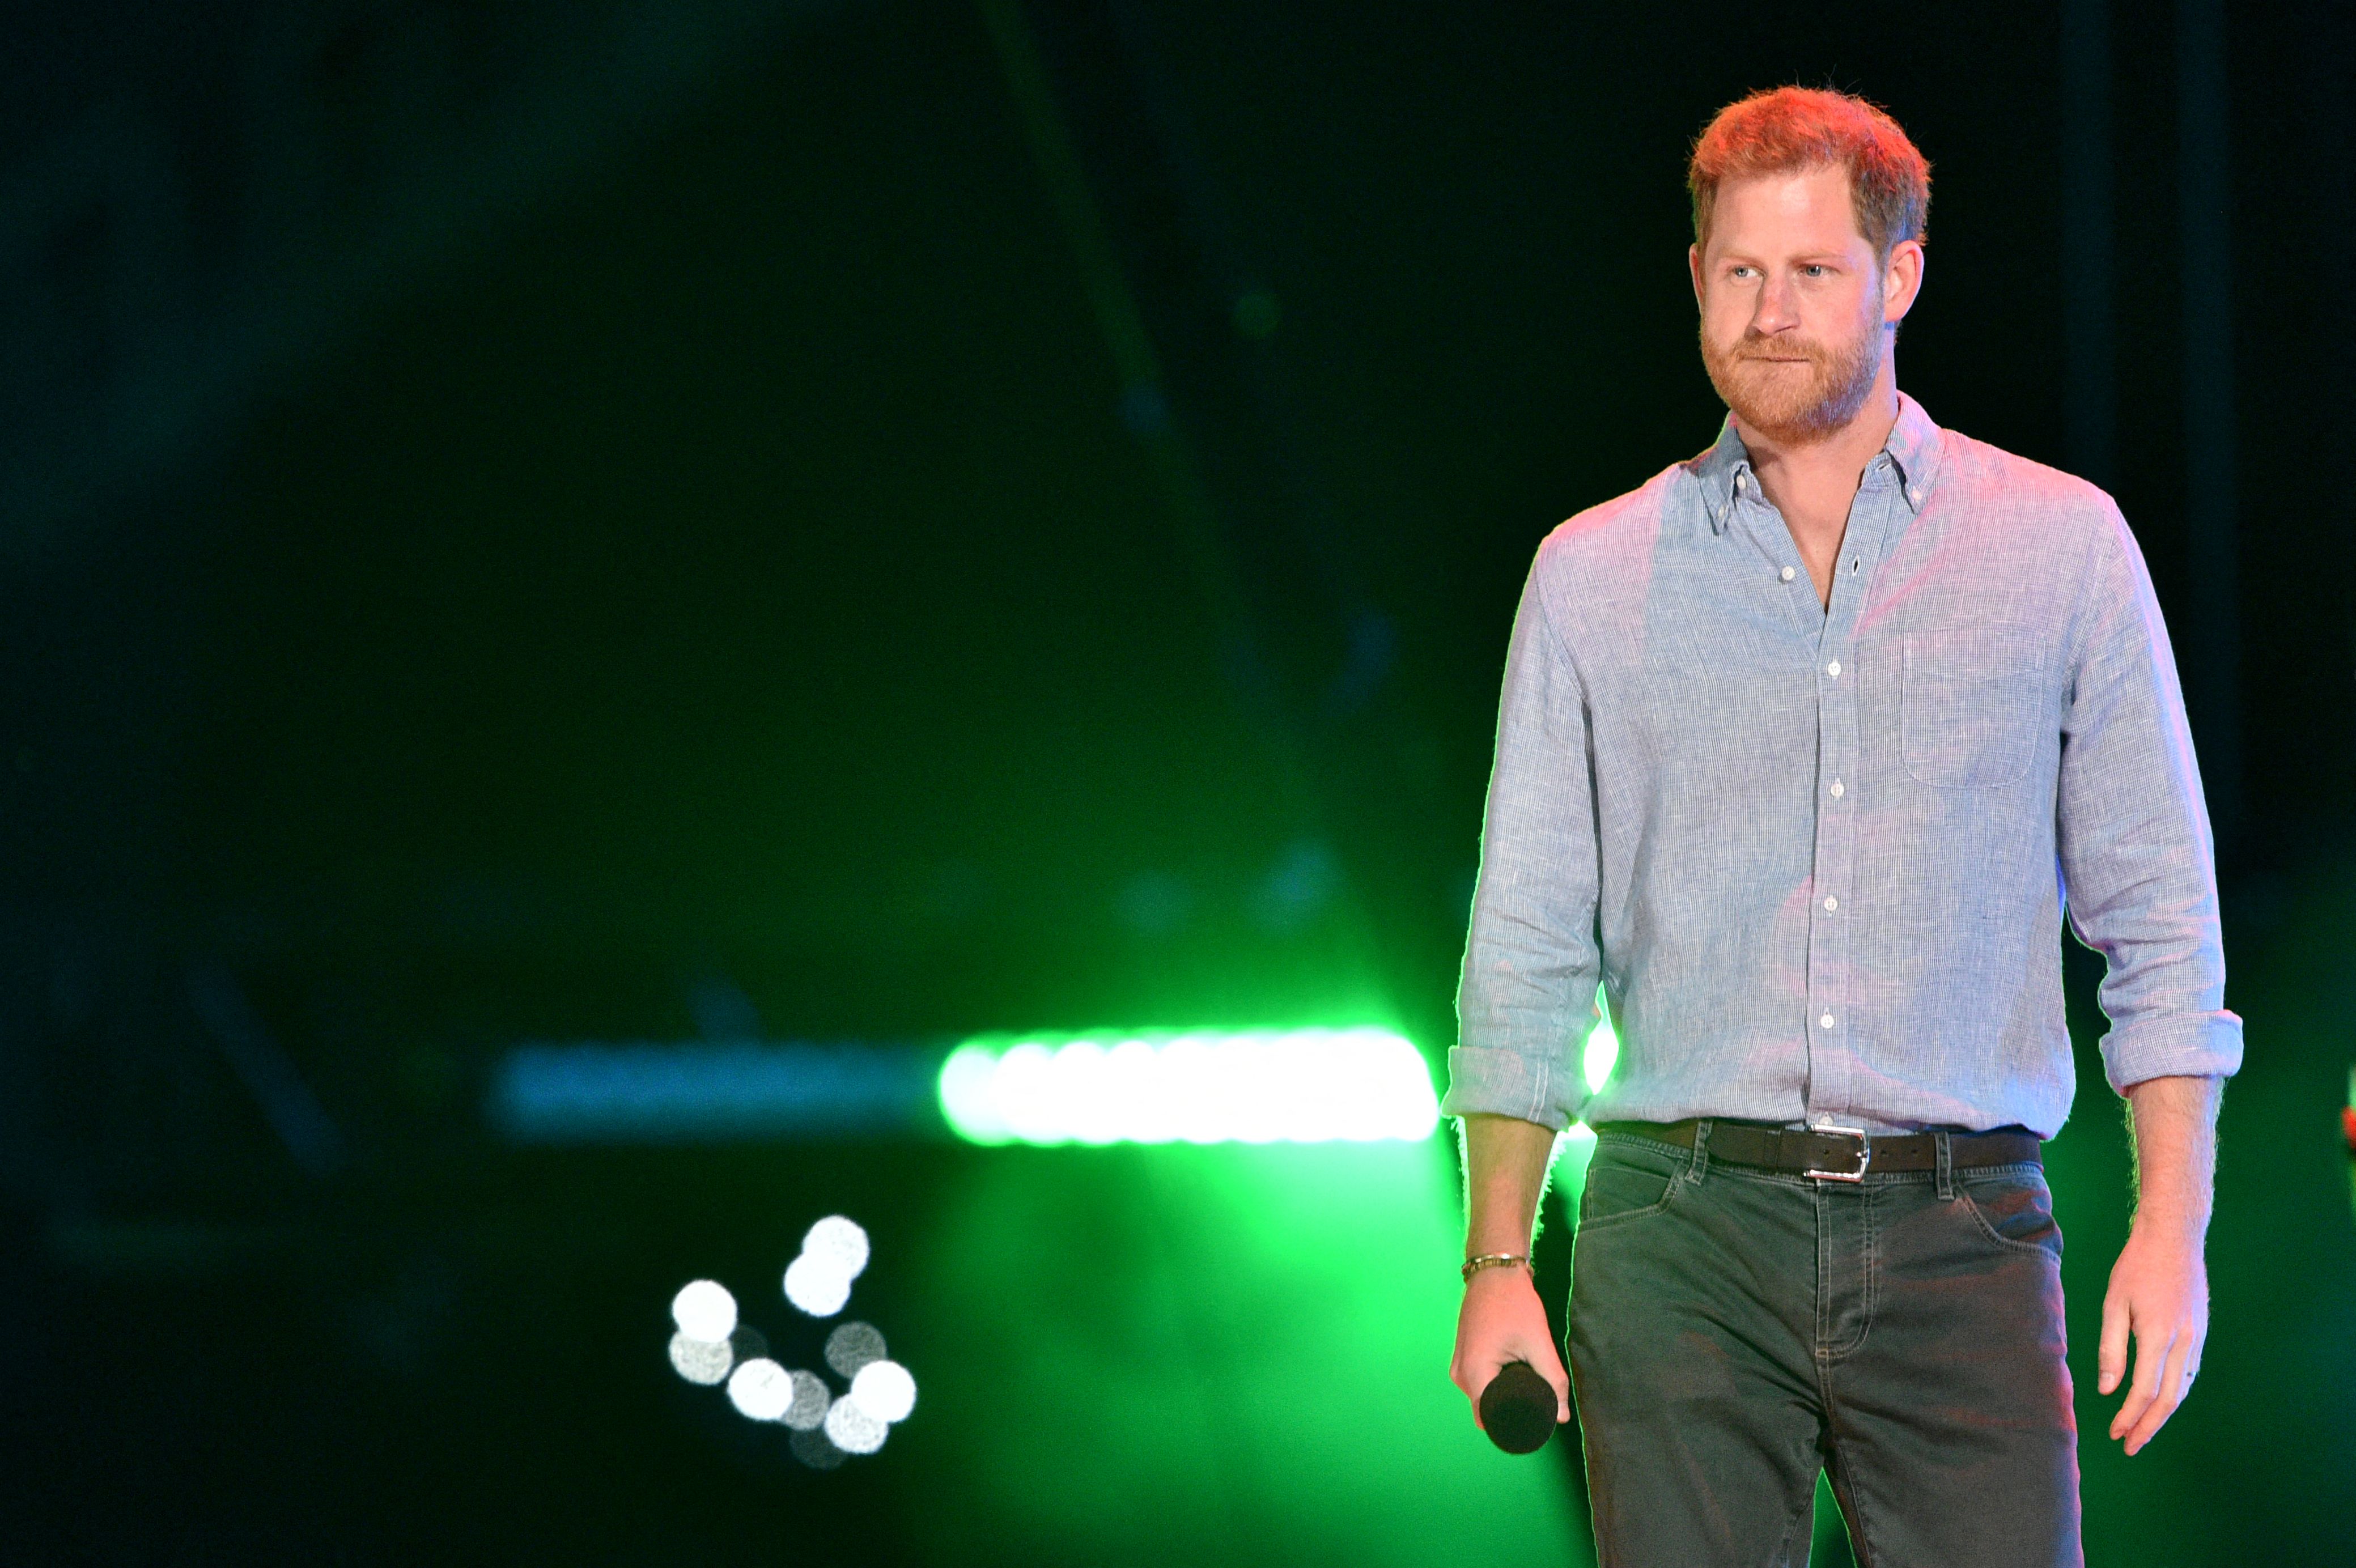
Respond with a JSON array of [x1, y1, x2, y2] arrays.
[[1830, 779, 1844, 798], [1826, 660, 1841, 677], [1908, 486, 1924, 504], [1780, 566, 1795, 582], [1819, 1013, 1835, 1029], [1823, 895, 1838, 911]]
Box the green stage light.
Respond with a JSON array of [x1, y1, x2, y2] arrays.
[[1583, 987, 1620, 1095], [937, 1027, 1440, 1146]]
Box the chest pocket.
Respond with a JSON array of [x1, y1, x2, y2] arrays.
[[1900, 626, 2046, 788]]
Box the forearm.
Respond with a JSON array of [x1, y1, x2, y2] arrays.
[[1450, 1112, 1574, 1423], [2125, 1074, 2222, 1242], [1459, 1112, 1560, 1257], [2101, 1073, 2222, 1452]]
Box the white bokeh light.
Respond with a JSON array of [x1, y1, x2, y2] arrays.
[[848, 1359, 916, 1423], [782, 1369, 831, 1431], [668, 1330, 734, 1386], [726, 1357, 792, 1422], [823, 1321, 887, 1379], [801, 1216, 870, 1280], [789, 1426, 847, 1470], [823, 1395, 889, 1454], [670, 1278, 738, 1343], [783, 1252, 852, 1317]]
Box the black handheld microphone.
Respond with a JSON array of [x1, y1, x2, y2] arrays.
[[1479, 1360, 1558, 1454]]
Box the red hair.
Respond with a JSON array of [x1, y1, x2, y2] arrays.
[[1688, 87, 1931, 262]]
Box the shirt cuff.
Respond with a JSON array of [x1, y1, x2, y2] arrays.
[[1439, 1044, 1575, 1132], [2101, 1010, 2245, 1095]]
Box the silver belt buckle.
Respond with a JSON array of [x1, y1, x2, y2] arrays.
[[1805, 1123, 1871, 1182]]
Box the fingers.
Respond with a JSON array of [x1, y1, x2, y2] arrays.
[[2107, 1310, 2171, 1444], [1453, 1270, 1568, 1429], [2102, 1227, 2210, 1454], [1450, 1338, 1573, 1426], [1533, 1343, 1573, 1424], [1448, 1345, 1512, 1424], [2107, 1303, 2208, 1454], [1447, 1350, 1498, 1418], [2096, 1282, 2129, 1396], [2123, 1332, 2201, 1456]]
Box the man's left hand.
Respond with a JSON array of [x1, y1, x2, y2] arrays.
[[2098, 1214, 2209, 1455], [2100, 1073, 2221, 1456]]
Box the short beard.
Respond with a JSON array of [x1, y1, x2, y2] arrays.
[[1700, 309, 1883, 445]]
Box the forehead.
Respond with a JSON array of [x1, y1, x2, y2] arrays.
[[1705, 165, 1866, 254]]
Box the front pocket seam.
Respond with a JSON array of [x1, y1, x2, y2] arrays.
[[1900, 631, 2043, 790], [1956, 1185, 2058, 1259], [1576, 1175, 1680, 1234]]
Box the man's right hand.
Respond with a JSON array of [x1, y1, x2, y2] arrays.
[[1449, 1265, 1571, 1430]]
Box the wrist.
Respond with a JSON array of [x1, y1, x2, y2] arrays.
[[1461, 1252, 1535, 1286], [2128, 1204, 2209, 1247]]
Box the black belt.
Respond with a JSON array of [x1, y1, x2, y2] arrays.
[[1590, 1118, 2041, 1182]]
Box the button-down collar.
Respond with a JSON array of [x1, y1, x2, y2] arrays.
[[1882, 393, 1942, 511], [1689, 392, 1946, 534]]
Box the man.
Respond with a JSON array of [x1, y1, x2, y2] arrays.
[[1443, 87, 2238, 1567]]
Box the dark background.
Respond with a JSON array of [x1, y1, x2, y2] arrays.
[[1, 2, 2350, 1562]]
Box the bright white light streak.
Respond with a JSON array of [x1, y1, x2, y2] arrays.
[[1104, 1038, 1166, 1141], [670, 1278, 737, 1343], [1050, 1040, 1114, 1144], [801, 1216, 870, 1280], [938, 1027, 1439, 1146], [783, 1252, 852, 1318], [1222, 1033, 1283, 1144], [993, 1042, 1060, 1144], [668, 1331, 734, 1386], [1583, 985, 1620, 1094], [726, 1357, 792, 1422], [1161, 1034, 1221, 1144], [823, 1395, 889, 1454], [936, 1044, 1011, 1144], [848, 1359, 916, 1423]]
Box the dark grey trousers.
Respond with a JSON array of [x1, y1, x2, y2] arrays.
[[1567, 1125, 2082, 1568]]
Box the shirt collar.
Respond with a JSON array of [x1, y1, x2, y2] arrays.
[[1882, 392, 1943, 507], [1688, 418, 1750, 534], [1687, 392, 1945, 534]]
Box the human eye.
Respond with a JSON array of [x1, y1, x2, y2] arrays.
[[1801, 263, 1829, 279]]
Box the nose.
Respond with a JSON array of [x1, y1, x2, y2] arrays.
[[1750, 269, 1801, 336]]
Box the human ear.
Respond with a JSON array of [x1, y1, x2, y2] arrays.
[[1882, 238, 1925, 324], [1689, 244, 1705, 309]]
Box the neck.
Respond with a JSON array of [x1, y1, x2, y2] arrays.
[[1733, 359, 1901, 490], [1732, 357, 1902, 609]]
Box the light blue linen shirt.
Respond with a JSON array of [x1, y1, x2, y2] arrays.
[[1443, 395, 2241, 1139]]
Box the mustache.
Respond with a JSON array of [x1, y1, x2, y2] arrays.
[[1729, 338, 1832, 363]]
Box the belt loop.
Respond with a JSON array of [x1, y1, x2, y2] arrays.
[[1688, 1119, 1712, 1186], [1934, 1129, 1955, 1201]]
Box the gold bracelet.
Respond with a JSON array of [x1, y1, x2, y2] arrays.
[[1461, 1252, 1532, 1282]]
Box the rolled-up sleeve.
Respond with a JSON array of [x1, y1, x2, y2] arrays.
[[1442, 551, 1603, 1131], [2056, 507, 2244, 1093]]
